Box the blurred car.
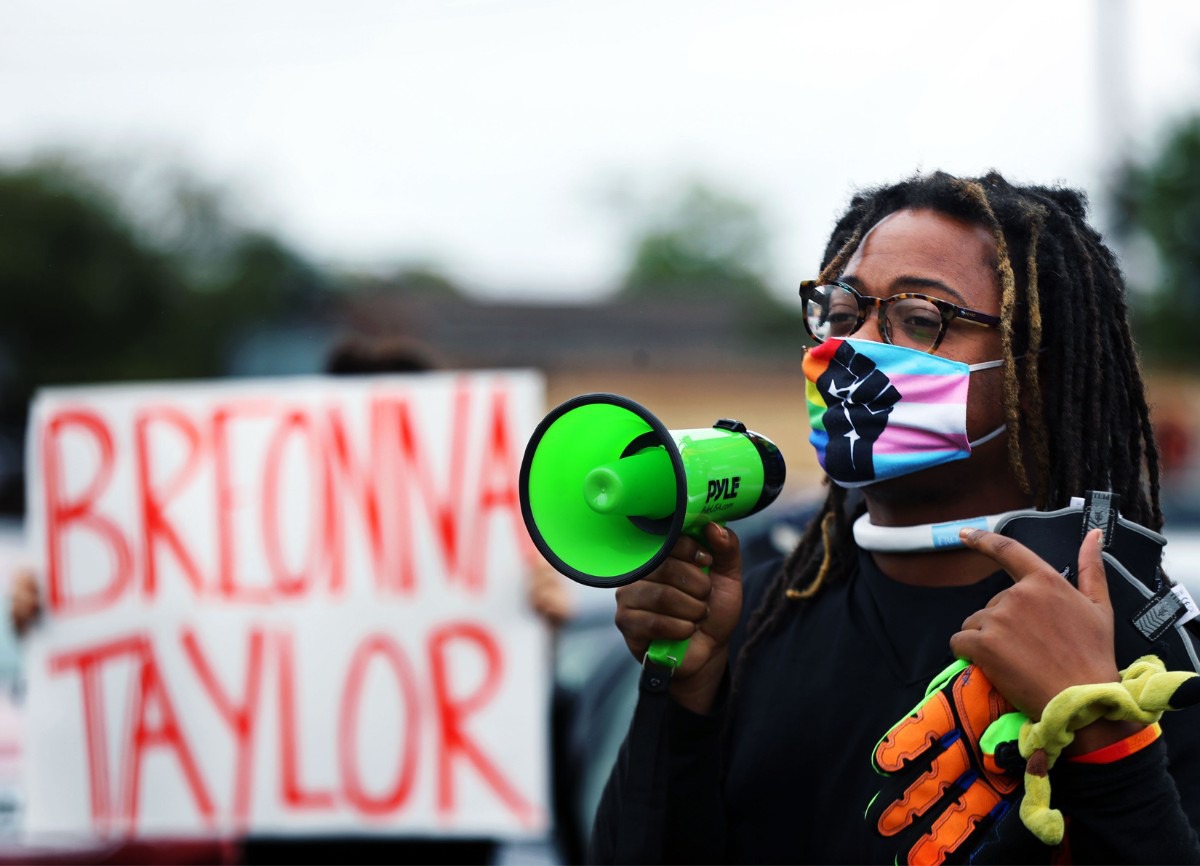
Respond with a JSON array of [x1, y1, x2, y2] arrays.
[[1162, 487, 1200, 596]]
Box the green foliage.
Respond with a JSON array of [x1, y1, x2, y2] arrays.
[[611, 179, 808, 354], [0, 157, 329, 420], [616, 181, 775, 301], [1112, 114, 1200, 366], [0, 161, 179, 398], [0, 155, 343, 512]]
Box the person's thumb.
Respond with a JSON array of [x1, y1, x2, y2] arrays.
[[704, 522, 742, 586], [1076, 527, 1111, 610]]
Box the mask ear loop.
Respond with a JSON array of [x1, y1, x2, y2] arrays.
[[967, 358, 1005, 372], [968, 423, 1007, 449], [967, 357, 1007, 448]]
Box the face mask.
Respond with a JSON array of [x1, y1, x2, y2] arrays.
[[803, 337, 1005, 488]]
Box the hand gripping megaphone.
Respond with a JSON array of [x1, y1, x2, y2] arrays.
[[518, 393, 786, 668]]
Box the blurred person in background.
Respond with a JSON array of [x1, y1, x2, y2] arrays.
[[591, 170, 1200, 864]]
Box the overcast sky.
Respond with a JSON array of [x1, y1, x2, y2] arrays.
[[3, 0, 1200, 302]]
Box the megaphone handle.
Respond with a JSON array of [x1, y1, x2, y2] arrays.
[[644, 524, 718, 671], [645, 636, 691, 669]]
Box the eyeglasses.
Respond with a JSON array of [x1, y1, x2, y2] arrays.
[[798, 280, 1002, 354]]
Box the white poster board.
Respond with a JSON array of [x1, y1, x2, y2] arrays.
[[22, 371, 550, 839]]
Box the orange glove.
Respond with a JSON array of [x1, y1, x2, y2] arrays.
[[867, 659, 1032, 865]]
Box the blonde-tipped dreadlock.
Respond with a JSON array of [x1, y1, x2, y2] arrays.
[[784, 511, 838, 601], [955, 179, 1029, 495], [736, 170, 1162, 676], [1019, 202, 1050, 496]]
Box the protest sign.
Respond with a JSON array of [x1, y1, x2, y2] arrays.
[[22, 370, 550, 838]]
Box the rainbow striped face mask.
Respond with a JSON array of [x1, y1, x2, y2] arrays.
[[803, 337, 1005, 488]]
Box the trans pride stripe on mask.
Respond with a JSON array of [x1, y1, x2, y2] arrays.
[[803, 338, 975, 486]]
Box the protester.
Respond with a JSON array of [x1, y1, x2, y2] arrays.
[[591, 170, 1200, 863]]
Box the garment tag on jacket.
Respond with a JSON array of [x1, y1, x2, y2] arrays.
[[1133, 587, 1187, 641], [1172, 584, 1200, 627]]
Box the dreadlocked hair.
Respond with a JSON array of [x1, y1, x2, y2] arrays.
[[736, 170, 1162, 673]]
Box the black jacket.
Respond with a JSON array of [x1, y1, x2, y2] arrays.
[[590, 552, 1200, 864]]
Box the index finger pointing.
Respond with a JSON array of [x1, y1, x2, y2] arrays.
[[958, 527, 1059, 583]]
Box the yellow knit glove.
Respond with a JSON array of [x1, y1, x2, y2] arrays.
[[1016, 655, 1197, 845]]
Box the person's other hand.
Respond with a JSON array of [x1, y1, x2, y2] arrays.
[[526, 559, 575, 629], [613, 522, 742, 714], [10, 568, 41, 636]]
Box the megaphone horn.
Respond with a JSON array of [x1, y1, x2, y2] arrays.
[[519, 393, 786, 593]]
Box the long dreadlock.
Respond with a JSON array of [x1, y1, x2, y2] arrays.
[[738, 170, 1162, 670]]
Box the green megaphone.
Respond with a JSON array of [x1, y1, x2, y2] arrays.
[[518, 393, 786, 669]]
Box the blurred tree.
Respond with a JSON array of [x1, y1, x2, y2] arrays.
[[616, 181, 776, 301], [0, 159, 179, 400], [610, 178, 806, 351], [0, 155, 330, 514], [1112, 113, 1200, 367]]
